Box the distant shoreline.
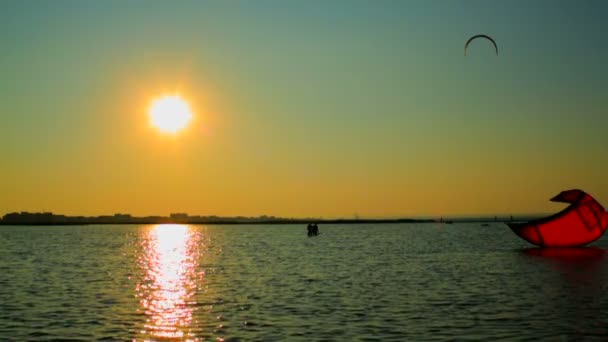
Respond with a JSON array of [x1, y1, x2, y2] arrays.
[[0, 212, 542, 226], [1, 219, 435, 226], [0, 221, 514, 226], [0, 212, 536, 226]]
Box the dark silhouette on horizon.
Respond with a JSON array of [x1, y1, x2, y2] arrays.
[[0, 211, 542, 226], [307, 223, 319, 236]]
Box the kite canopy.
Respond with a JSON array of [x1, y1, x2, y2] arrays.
[[507, 189, 608, 247], [464, 34, 498, 56]]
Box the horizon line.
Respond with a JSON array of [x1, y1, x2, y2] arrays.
[[0, 211, 548, 221]]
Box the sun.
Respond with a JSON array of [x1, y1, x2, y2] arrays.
[[148, 95, 193, 134]]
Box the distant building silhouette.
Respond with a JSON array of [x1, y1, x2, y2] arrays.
[[0, 212, 436, 226]]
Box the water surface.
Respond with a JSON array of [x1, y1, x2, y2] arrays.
[[1, 223, 608, 341]]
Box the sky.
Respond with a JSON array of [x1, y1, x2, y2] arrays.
[[0, 0, 607, 218]]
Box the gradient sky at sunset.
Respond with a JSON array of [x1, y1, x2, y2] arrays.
[[1, 1, 607, 218]]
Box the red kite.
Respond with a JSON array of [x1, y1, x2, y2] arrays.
[[508, 190, 608, 247]]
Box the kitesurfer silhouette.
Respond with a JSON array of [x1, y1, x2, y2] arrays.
[[307, 223, 319, 237]]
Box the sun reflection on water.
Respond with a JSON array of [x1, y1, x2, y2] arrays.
[[136, 224, 203, 341]]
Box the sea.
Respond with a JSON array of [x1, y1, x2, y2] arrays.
[[1, 223, 608, 341]]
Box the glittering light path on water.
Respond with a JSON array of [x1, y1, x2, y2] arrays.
[[136, 224, 203, 341]]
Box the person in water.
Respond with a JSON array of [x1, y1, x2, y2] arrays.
[[307, 223, 319, 236]]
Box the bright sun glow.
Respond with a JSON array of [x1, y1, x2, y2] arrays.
[[149, 95, 193, 134]]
